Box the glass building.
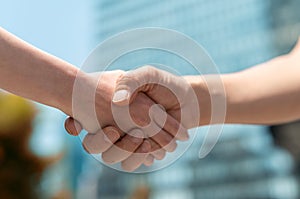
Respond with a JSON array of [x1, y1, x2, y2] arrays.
[[76, 0, 300, 198]]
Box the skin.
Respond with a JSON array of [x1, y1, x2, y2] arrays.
[[2, 26, 300, 171], [221, 44, 300, 125], [109, 39, 300, 126], [0, 27, 188, 171], [66, 39, 300, 172]]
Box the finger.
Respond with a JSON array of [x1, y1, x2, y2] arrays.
[[150, 104, 189, 141], [121, 140, 151, 172], [82, 126, 121, 154], [64, 117, 82, 136], [150, 128, 177, 152], [102, 129, 144, 164], [144, 154, 155, 167], [112, 66, 159, 106], [163, 114, 189, 141], [148, 139, 166, 160]]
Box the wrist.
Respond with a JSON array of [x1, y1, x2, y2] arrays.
[[220, 73, 242, 124], [64, 71, 110, 133], [184, 75, 211, 126], [66, 70, 124, 132], [185, 74, 234, 126], [53, 66, 82, 116]]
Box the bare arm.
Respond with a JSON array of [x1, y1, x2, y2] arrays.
[[112, 40, 300, 127], [0, 28, 186, 171], [187, 40, 300, 125], [0, 27, 78, 115]]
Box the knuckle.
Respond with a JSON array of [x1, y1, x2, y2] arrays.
[[132, 114, 150, 126], [118, 73, 140, 91], [129, 135, 143, 145], [103, 126, 121, 138], [140, 141, 151, 153], [142, 65, 155, 72]]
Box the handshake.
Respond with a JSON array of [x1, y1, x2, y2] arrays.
[[2, 27, 300, 172], [64, 66, 207, 171], [0, 28, 225, 172]]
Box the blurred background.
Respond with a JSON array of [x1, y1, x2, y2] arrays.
[[1, 0, 300, 198]]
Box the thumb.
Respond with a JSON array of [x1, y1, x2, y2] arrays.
[[64, 117, 82, 136], [112, 66, 158, 106]]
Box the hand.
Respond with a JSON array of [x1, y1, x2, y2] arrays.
[[112, 66, 201, 130], [65, 117, 168, 169], [65, 70, 188, 171]]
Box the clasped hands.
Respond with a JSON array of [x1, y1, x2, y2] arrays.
[[65, 66, 200, 171]]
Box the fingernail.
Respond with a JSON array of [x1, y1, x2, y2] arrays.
[[82, 144, 91, 154], [130, 129, 144, 144], [112, 90, 129, 103], [74, 121, 83, 133], [65, 120, 80, 136], [179, 127, 189, 141]]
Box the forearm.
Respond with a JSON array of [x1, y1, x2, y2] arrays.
[[186, 45, 300, 126], [225, 52, 300, 125], [0, 27, 78, 115]]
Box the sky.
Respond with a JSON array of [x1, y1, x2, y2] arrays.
[[0, 1, 95, 156], [0, 0, 93, 66]]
